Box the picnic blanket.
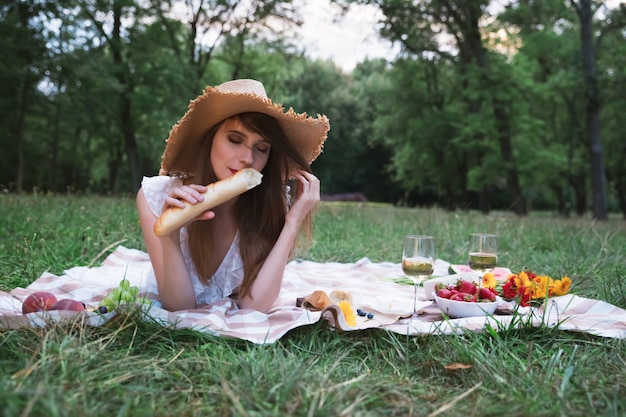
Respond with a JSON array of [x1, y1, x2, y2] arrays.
[[1, 246, 625, 344]]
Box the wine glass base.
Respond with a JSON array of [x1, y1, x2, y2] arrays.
[[397, 315, 420, 325]]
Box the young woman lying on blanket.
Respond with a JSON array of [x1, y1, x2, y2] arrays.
[[137, 79, 330, 313]]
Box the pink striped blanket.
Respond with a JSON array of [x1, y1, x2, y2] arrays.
[[1, 246, 625, 343]]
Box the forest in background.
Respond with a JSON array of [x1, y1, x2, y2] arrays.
[[1, 0, 625, 219]]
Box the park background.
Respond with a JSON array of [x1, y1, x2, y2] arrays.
[[2, 2, 626, 415], [1, 0, 625, 220]]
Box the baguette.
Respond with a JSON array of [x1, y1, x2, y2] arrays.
[[154, 168, 263, 237]]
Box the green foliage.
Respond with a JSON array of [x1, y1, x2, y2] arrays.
[[0, 0, 625, 217]]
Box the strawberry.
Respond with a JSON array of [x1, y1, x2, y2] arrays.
[[450, 292, 476, 302], [450, 293, 464, 301], [478, 287, 497, 302], [456, 279, 477, 295], [462, 293, 477, 302], [436, 288, 454, 299]]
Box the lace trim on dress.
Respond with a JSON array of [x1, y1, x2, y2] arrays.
[[141, 175, 182, 217]]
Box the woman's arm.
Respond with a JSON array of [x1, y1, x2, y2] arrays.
[[137, 185, 212, 311], [237, 170, 320, 312]]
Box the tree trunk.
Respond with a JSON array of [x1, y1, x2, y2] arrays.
[[571, 172, 587, 216], [612, 145, 626, 219], [48, 98, 61, 192], [14, 83, 27, 194], [468, 10, 527, 216], [13, 5, 34, 194], [112, 2, 140, 193], [120, 93, 140, 193], [458, 158, 470, 210], [479, 185, 491, 214], [574, 0, 608, 220], [492, 103, 527, 215]]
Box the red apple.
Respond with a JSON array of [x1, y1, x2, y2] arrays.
[[22, 291, 58, 314], [50, 299, 86, 311]]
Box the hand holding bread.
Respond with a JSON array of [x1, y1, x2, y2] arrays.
[[154, 168, 263, 237]]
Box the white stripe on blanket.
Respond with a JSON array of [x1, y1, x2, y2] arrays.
[[1, 246, 625, 343]]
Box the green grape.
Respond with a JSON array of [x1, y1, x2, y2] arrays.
[[110, 287, 122, 300], [98, 278, 142, 312], [102, 301, 115, 311], [137, 297, 152, 306]]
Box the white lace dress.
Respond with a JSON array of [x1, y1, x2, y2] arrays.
[[141, 175, 244, 306]]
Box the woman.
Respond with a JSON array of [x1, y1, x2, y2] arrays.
[[137, 79, 330, 313]]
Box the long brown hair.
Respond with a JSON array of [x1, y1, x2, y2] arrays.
[[187, 112, 314, 299]]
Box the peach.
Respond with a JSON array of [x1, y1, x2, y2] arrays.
[[22, 291, 58, 314], [50, 299, 86, 311]]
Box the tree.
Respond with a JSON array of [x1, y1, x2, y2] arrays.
[[569, 0, 608, 220], [341, 0, 527, 214], [147, 0, 302, 90], [597, 3, 626, 218], [72, 0, 154, 193], [499, 0, 589, 216], [0, 0, 50, 193]]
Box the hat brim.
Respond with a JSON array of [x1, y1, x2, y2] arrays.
[[159, 86, 330, 179]]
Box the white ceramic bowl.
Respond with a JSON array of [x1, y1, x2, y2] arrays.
[[432, 291, 500, 318], [422, 272, 479, 300]]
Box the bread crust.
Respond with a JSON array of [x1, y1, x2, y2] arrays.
[[153, 168, 263, 237]]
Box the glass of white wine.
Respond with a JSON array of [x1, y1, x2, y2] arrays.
[[467, 233, 498, 287], [401, 235, 435, 323]]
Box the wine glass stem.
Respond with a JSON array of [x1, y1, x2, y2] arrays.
[[412, 282, 420, 319]]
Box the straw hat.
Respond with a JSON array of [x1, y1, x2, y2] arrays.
[[159, 79, 330, 179]]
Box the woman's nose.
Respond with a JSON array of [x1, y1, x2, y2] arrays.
[[239, 146, 254, 165]]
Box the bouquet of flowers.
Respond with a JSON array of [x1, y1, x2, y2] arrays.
[[497, 270, 572, 307]]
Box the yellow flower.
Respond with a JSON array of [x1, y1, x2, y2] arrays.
[[337, 300, 357, 327], [553, 277, 572, 296], [515, 272, 531, 291], [532, 275, 551, 299], [482, 272, 497, 289]]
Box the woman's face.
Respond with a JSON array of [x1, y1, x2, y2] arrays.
[[210, 118, 271, 180]]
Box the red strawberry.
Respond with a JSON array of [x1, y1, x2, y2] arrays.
[[436, 288, 454, 299], [462, 293, 477, 302], [478, 287, 497, 302], [450, 293, 464, 301], [456, 280, 477, 295], [450, 292, 476, 302]]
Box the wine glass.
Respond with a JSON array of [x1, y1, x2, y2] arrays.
[[401, 235, 435, 323], [467, 233, 498, 288]]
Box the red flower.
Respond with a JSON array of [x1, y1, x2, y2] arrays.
[[501, 278, 518, 299]]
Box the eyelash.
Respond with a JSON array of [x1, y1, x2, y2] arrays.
[[229, 137, 270, 153]]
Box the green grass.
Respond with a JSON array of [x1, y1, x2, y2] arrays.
[[1, 194, 625, 416]]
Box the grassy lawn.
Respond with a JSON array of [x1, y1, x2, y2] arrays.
[[1, 194, 625, 416]]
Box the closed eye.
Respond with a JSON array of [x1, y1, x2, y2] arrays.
[[229, 135, 270, 154]]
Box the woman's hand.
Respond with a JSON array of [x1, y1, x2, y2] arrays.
[[161, 184, 216, 233], [285, 170, 320, 228]]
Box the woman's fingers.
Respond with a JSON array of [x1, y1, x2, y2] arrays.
[[196, 210, 216, 221], [295, 170, 320, 202], [166, 184, 207, 208], [287, 170, 320, 226]]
